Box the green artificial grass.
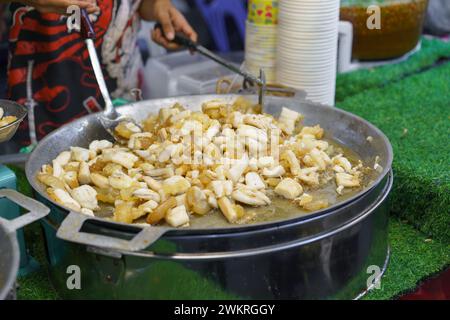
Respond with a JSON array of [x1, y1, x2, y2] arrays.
[[16, 220, 59, 300], [337, 61, 450, 243], [7, 165, 32, 197], [17, 269, 59, 300], [336, 38, 450, 103], [364, 218, 449, 300]]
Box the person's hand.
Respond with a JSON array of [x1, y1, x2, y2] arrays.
[[21, 0, 99, 14], [140, 0, 198, 50]]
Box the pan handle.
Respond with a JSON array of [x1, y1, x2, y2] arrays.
[[56, 212, 169, 252], [0, 189, 50, 233]]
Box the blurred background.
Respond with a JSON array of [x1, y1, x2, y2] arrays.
[[0, 0, 448, 99]]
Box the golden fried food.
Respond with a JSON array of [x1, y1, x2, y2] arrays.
[[0, 107, 17, 128], [38, 98, 366, 227]]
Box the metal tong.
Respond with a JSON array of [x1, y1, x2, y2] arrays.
[[154, 23, 267, 108], [80, 9, 140, 143]]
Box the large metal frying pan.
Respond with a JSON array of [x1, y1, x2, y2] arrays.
[[25, 94, 393, 252]]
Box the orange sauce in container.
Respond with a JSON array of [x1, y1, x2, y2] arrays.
[[340, 0, 429, 61]]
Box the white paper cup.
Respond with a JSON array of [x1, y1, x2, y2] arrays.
[[276, 0, 339, 105], [277, 73, 336, 83]]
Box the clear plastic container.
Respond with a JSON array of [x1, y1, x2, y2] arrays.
[[142, 50, 210, 98], [340, 0, 429, 60], [142, 51, 245, 98], [177, 62, 242, 95]]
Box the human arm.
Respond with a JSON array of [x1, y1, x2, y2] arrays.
[[139, 0, 197, 50]]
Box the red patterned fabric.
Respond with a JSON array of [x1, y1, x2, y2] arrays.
[[7, 1, 141, 145]]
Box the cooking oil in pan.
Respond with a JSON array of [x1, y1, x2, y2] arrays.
[[189, 141, 376, 228]]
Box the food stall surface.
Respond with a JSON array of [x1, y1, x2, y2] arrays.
[[11, 37, 450, 300]]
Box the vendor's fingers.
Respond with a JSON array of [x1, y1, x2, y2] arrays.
[[151, 28, 179, 50], [158, 10, 175, 41], [55, 0, 94, 7], [151, 28, 170, 47], [66, 0, 99, 13], [29, 0, 99, 14], [151, 28, 165, 46], [83, 2, 100, 14], [170, 8, 198, 43]]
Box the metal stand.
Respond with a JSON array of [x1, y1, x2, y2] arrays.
[[0, 165, 40, 276]]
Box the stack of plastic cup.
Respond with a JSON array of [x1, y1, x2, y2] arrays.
[[248, 0, 279, 25], [245, 0, 279, 83], [276, 0, 340, 105]]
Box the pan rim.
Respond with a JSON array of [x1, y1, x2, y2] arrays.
[[25, 94, 393, 233], [0, 99, 27, 132]]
